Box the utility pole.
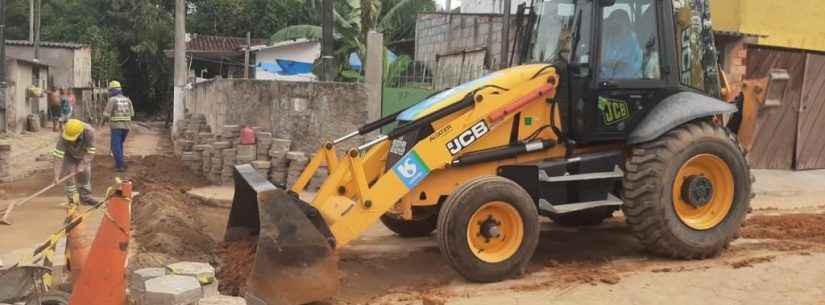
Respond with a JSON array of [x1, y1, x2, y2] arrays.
[[1, 0, 7, 132], [173, 0, 186, 132], [244, 32, 250, 79], [319, 0, 335, 81], [499, 0, 511, 69], [33, 0, 41, 61], [28, 0, 34, 42]]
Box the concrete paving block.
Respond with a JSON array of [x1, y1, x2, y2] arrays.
[[198, 295, 246, 305], [166, 262, 215, 284], [251, 161, 271, 169], [144, 275, 202, 305], [270, 139, 292, 152], [201, 280, 220, 298]]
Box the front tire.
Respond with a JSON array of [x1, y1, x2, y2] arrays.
[[623, 121, 752, 259], [437, 176, 540, 282]]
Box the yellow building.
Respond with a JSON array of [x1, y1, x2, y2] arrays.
[[711, 0, 825, 52]]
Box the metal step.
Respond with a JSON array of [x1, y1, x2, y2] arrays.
[[538, 193, 623, 214], [538, 166, 624, 183]]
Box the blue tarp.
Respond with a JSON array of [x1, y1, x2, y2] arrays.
[[276, 59, 314, 75], [349, 50, 398, 72]]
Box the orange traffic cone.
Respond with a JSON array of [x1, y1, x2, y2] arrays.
[[68, 179, 132, 305]]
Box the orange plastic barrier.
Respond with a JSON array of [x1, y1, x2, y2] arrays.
[[68, 180, 132, 305]]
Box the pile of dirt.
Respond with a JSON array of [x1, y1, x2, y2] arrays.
[[544, 259, 621, 286], [215, 239, 258, 296], [740, 213, 825, 243], [128, 155, 216, 269]]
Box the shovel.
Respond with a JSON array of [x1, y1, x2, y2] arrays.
[[1, 173, 76, 225]]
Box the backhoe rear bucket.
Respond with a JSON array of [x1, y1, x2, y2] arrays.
[[226, 164, 339, 305]]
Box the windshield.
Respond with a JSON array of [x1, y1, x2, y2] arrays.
[[528, 0, 591, 65]]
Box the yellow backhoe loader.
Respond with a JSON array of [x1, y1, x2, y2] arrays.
[[225, 1, 784, 304]]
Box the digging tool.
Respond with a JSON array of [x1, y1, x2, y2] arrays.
[[1, 173, 76, 225]]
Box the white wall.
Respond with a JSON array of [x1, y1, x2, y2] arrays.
[[254, 42, 321, 80], [461, 0, 529, 13]]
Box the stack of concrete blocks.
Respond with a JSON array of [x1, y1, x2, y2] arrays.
[[0, 144, 10, 181], [129, 262, 245, 305], [268, 139, 292, 186], [207, 141, 231, 185], [221, 148, 237, 185], [236, 144, 256, 165], [285, 152, 309, 187], [255, 132, 273, 161]]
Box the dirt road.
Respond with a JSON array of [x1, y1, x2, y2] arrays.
[[4, 128, 824, 304]]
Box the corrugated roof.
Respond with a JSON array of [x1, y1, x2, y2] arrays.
[[5, 40, 88, 49], [187, 34, 267, 52]]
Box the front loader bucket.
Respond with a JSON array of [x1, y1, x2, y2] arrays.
[[226, 164, 339, 305]]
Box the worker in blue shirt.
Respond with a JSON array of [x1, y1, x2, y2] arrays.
[[600, 10, 643, 79]]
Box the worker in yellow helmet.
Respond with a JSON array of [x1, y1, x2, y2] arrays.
[[52, 119, 98, 205], [102, 80, 134, 172]]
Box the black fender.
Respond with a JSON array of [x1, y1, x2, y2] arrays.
[[628, 92, 737, 144]]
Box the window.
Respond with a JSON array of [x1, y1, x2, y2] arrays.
[[599, 1, 660, 80], [672, 0, 720, 94], [32, 66, 41, 87], [528, 0, 591, 66]]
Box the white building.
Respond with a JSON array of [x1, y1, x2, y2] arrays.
[[251, 39, 320, 81], [461, 0, 530, 14]]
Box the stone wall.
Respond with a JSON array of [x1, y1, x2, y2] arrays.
[[185, 79, 369, 153]]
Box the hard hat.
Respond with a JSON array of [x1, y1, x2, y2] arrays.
[[63, 119, 86, 141], [109, 80, 122, 89]]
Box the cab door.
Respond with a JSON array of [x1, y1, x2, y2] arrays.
[[571, 0, 672, 143]]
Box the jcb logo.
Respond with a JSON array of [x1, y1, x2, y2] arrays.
[[446, 121, 489, 155], [597, 97, 631, 126]]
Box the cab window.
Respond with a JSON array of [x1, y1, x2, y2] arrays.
[[599, 0, 661, 80]]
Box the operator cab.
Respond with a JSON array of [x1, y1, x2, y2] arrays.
[[525, 0, 721, 144]]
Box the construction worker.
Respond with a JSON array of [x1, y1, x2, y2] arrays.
[[52, 119, 98, 205], [103, 81, 135, 172]]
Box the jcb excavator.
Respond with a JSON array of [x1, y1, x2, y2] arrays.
[[226, 0, 785, 304]]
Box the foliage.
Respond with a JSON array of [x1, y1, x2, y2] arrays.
[[270, 0, 435, 80]]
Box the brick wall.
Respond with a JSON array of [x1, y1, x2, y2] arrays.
[[717, 35, 752, 97], [415, 12, 520, 70]]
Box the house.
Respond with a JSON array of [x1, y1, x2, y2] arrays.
[[2, 57, 50, 133], [165, 34, 267, 81], [251, 39, 320, 81], [5, 40, 91, 89], [710, 0, 825, 170]]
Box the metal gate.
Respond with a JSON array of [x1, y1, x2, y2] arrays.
[[745, 46, 806, 169], [796, 53, 825, 170]]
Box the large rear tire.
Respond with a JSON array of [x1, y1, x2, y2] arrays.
[[437, 176, 540, 282], [380, 212, 437, 237], [623, 121, 752, 259]]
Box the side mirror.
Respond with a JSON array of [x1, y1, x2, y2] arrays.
[[599, 0, 616, 6]]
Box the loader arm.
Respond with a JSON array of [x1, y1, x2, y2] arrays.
[[307, 69, 560, 247]]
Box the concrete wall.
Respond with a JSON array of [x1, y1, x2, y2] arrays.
[[415, 12, 519, 70], [6, 45, 92, 88], [186, 79, 369, 153], [461, 0, 529, 14]]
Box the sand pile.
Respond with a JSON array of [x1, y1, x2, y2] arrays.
[[741, 213, 825, 243]]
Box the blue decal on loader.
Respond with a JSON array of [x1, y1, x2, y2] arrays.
[[393, 151, 431, 189]]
